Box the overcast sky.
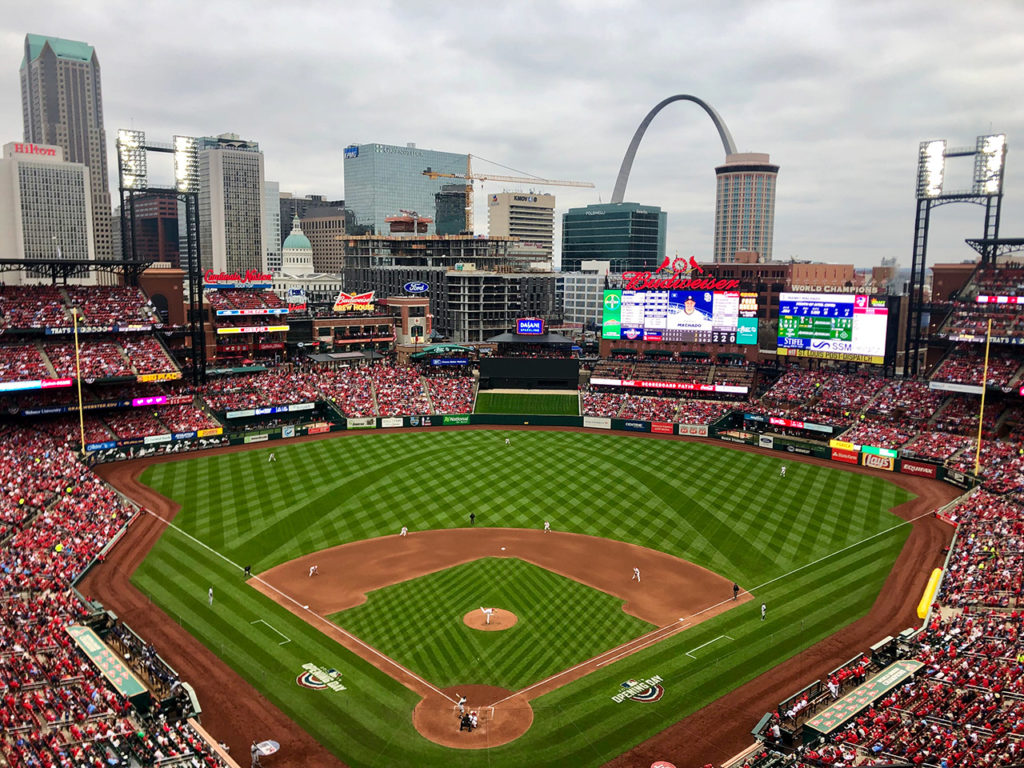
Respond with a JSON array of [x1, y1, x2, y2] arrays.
[[3, 0, 1022, 270]]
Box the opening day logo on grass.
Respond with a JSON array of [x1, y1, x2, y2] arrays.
[[612, 675, 664, 703], [296, 663, 346, 692]]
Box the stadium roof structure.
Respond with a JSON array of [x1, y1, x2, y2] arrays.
[[486, 331, 574, 345], [0, 259, 153, 284], [965, 237, 1024, 260]]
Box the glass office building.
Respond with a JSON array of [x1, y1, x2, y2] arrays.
[[560, 202, 666, 273], [343, 143, 467, 235]]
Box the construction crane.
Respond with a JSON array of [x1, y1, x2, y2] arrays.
[[423, 155, 594, 234]]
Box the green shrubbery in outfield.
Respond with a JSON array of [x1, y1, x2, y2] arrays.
[[473, 392, 579, 415], [136, 430, 912, 768]]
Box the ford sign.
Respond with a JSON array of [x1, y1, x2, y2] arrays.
[[404, 282, 429, 294]]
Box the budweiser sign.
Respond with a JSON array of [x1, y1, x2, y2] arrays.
[[621, 256, 740, 292], [13, 142, 57, 157], [333, 290, 375, 312]]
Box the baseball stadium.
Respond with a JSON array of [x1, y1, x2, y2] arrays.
[[2, 174, 1024, 768]]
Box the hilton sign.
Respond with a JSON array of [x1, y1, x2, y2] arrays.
[[12, 143, 57, 157]]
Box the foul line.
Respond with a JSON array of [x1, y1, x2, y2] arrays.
[[141, 507, 455, 704], [251, 619, 291, 645]]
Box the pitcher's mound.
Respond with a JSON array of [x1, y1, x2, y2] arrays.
[[463, 608, 517, 631]]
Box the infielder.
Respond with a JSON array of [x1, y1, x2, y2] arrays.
[[761, 602, 767, 620], [400, 526, 408, 536], [308, 565, 319, 577], [543, 521, 550, 532], [208, 587, 213, 606], [632, 567, 641, 583], [480, 607, 494, 625]]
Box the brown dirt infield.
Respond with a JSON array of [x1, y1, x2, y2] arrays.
[[81, 425, 959, 767], [413, 685, 532, 749], [463, 608, 517, 630]]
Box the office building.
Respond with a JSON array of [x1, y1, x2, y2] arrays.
[[0, 141, 95, 284], [343, 142, 467, 235], [560, 202, 666, 273], [713, 152, 779, 263], [301, 207, 348, 274], [487, 192, 555, 271], [434, 184, 468, 235], [279, 193, 343, 246], [124, 193, 180, 267], [197, 133, 266, 274], [20, 34, 112, 262], [265, 181, 282, 272], [558, 260, 611, 329]]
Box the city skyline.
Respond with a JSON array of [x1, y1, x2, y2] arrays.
[[1, 1, 1022, 270]]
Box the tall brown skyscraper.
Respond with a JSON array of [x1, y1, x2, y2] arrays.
[[20, 34, 113, 262], [713, 152, 779, 264]]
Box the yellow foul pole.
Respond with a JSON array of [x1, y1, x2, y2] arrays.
[[974, 318, 992, 477], [73, 309, 86, 456]]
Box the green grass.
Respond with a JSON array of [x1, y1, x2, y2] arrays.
[[474, 392, 579, 414], [333, 558, 653, 690], [134, 430, 914, 768]]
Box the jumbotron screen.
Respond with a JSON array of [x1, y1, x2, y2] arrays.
[[602, 290, 758, 344], [777, 293, 890, 364]]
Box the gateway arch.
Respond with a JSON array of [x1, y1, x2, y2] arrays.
[[610, 95, 737, 204]]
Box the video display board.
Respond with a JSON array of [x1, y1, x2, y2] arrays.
[[602, 290, 757, 344], [777, 293, 889, 364]]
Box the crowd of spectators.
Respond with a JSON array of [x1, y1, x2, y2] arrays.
[[423, 372, 475, 414], [0, 285, 72, 329], [0, 426, 228, 766], [368, 364, 431, 416], [0, 343, 54, 381], [932, 346, 1023, 391], [65, 286, 158, 327], [201, 368, 319, 411], [205, 289, 285, 313], [121, 336, 175, 374], [902, 431, 971, 463]]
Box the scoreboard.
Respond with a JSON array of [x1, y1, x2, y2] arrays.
[[602, 290, 758, 344], [777, 293, 890, 364]]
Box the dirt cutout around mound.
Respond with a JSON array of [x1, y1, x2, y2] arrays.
[[84, 426, 958, 767], [464, 608, 517, 631]]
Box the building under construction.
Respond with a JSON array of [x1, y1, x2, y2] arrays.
[[342, 233, 559, 343]]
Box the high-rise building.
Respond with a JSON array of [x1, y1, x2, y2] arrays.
[[279, 193, 343, 246], [301, 207, 347, 274], [265, 181, 282, 272], [197, 133, 266, 274], [342, 142, 467, 235], [487, 191, 555, 271], [560, 202, 666, 274], [713, 152, 779, 263], [125, 193, 180, 267], [0, 141, 95, 284], [20, 34, 112, 262], [434, 184, 468, 235]]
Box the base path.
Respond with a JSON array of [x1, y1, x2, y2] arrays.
[[83, 426, 958, 767]]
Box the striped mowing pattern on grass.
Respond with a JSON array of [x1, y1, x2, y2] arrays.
[[333, 557, 653, 690], [474, 392, 579, 415], [136, 429, 914, 768]]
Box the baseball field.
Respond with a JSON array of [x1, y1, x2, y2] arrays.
[[109, 428, 927, 767]]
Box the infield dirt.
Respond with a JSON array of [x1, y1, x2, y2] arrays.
[[83, 426, 957, 767]]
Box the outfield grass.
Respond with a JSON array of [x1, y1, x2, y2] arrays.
[[333, 558, 654, 690], [135, 430, 913, 767], [474, 392, 579, 414]]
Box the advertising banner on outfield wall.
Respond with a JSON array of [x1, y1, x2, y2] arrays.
[[443, 415, 471, 425], [831, 448, 860, 464], [651, 422, 674, 434], [759, 435, 774, 449], [244, 433, 270, 444], [678, 424, 708, 437], [381, 417, 404, 429], [943, 469, 972, 489], [347, 417, 376, 430], [583, 416, 612, 430], [620, 420, 648, 432], [197, 427, 223, 438], [900, 459, 937, 479], [861, 453, 894, 471], [306, 424, 331, 435], [282, 426, 295, 439]]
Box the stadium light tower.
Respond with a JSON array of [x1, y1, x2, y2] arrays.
[[116, 129, 206, 384], [904, 133, 1007, 377]]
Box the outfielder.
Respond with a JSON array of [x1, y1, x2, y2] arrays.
[[208, 587, 213, 606], [780, 466, 787, 478], [505, 437, 511, 446], [268, 453, 276, 462]]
